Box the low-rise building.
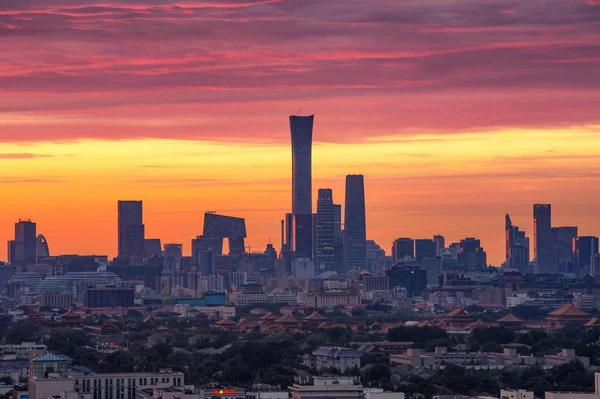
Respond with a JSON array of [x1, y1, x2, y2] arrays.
[[0, 342, 47, 360], [39, 293, 74, 308], [289, 377, 364, 399], [501, 390, 534, 399], [304, 347, 362, 373], [305, 289, 361, 309]]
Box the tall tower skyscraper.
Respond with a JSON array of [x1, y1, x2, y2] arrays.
[[392, 238, 414, 261], [533, 204, 552, 273], [344, 174, 366, 273], [505, 214, 530, 274], [289, 115, 314, 259], [118, 200, 145, 258], [551, 226, 577, 273], [433, 235, 445, 257], [574, 236, 599, 277], [315, 189, 335, 272], [415, 238, 436, 264], [8, 219, 37, 266], [333, 203, 343, 273]]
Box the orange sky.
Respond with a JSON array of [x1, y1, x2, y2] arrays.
[[1, 0, 600, 265]]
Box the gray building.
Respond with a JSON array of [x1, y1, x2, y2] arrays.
[[118, 200, 145, 258], [574, 236, 599, 277], [506, 214, 530, 274], [344, 175, 366, 273], [315, 189, 336, 272], [304, 347, 363, 373], [9, 220, 37, 266], [534, 204, 552, 273], [392, 238, 414, 261], [415, 239, 436, 264], [289, 115, 314, 259], [551, 226, 577, 273]]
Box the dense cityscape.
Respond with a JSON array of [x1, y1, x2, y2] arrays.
[[1, 115, 600, 399]]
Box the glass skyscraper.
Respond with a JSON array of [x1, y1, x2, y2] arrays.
[[118, 200, 145, 258], [315, 188, 335, 272], [533, 204, 552, 273], [289, 115, 314, 259], [344, 174, 366, 273]]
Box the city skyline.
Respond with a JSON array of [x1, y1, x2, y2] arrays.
[[2, 0, 600, 264]]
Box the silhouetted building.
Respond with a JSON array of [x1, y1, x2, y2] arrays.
[[551, 226, 577, 273], [163, 243, 183, 272], [415, 239, 436, 264], [433, 235, 445, 257], [458, 238, 487, 268], [386, 266, 426, 298], [506, 214, 530, 274], [144, 239, 162, 258], [36, 235, 50, 258], [9, 220, 37, 266], [85, 286, 135, 308], [574, 236, 599, 277], [289, 115, 314, 259], [533, 204, 552, 273], [107, 264, 162, 291], [117, 200, 145, 258], [344, 174, 366, 273], [333, 204, 343, 273], [392, 238, 414, 261], [202, 212, 247, 256], [315, 188, 336, 272]]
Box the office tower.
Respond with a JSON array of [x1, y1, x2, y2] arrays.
[[144, 239, 162, 258], [117, 200, 145, 258], [191, 236, 220, 275], [392, 238, 414, 261], [533, 204, 552, 273], [551, 226, 577, 273], [415, 239, 436, 264], [574, 236, 599, 277], [344, 174, 367, 273], [315, 188, 336, 272], [9, 220, 37, 266], [163, 243, 183, 272], [289, 115, 314, 259], [433, 235, 445, 257], [36, 234, 50, 258], [458, 237, 487, 268], [385, 266, 427, 298], [505, 214, 531, 274], [202, 212, 247, 257], [333, 204, 343, 274], [592, 254, 600, 277]]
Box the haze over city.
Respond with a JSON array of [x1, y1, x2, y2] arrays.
[[2, 0, 600, 264]]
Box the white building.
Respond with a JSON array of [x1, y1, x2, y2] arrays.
[[289, 377, 364, 399], [0, 342, 47, 360], [501, 390, 533, 399], [363, 389, 404, 399]]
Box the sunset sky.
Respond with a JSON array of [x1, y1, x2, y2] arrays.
[[1, 0, 600, 265]]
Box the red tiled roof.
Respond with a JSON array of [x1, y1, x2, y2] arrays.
[[547, 304, 590, 317], [498, 313, 523, 323]]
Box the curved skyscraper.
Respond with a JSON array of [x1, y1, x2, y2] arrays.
[[289, 115, 314, 258], [36, 234, 50, 258]]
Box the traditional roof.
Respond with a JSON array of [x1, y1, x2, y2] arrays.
[[304, 311, 327, 321], [497, 314, 523, 324], [466, 319, 487, 330], [215, 317, 237, 326], [260, 312, 278, 321], [585, 318, 600, 327], [547, 304, 590, 318], [275, 314, 298, 324], [446, 308, 471, 317], [32, 353, 72, 363]]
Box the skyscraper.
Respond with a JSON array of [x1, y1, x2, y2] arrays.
[[392, 238, 414, 261], [289, 115, 314, 259], [533, 204, 552, 273], [117, 200, 145, 258], [315, 188, 336, 272], [551, 226, 577, 273], [505, 214, 530, 274], [333, 204, 343, 273], [415, 239, 436, 264], [433, 235, 445, 257], [9, 219, 37, 266], [344, 174, 366, 273], [574, 236, 599, 277]]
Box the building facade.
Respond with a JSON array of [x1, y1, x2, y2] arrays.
[[344, 175, 366, 273], [534, 204, 552, 273], [117, 200, 145, 258], [315, 189, 336, 272]]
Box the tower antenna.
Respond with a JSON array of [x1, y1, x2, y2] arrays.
[[296, 108, 302, 115]]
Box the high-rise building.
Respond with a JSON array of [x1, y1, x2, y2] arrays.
[[433, 235, 445, 257], [458, 237, 487, 269], [533, 204, 552, 273], [315, 189, 336, 272], [117, 200, 145, 258], [574, 236, 599, 277], [289, 115, 314, 259], [163, 243, 183, 272], [333, 204, 343, 273], [36, 234, 50, 258], [9, 220, 37, 266], [505, 214, 530, 274], [392, 238, 414, 261], [385, 266, 427, 298], [551, 226, 577, 273], [344, 174, 367, 273], [415, 239, 436, 264]]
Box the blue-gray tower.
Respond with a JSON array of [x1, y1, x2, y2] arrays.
[[289, 115, 314, 259], [344, 174, 366, 273]]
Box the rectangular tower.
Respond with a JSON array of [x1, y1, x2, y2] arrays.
[[344, 174, 366, 273], [289, 115, 314, 259], [392, 238, 414, 261], [315, 188, 336, 272], [533, 204, 552, 273], [11, 220, 37, 266], [118, 200, 145, 258]]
